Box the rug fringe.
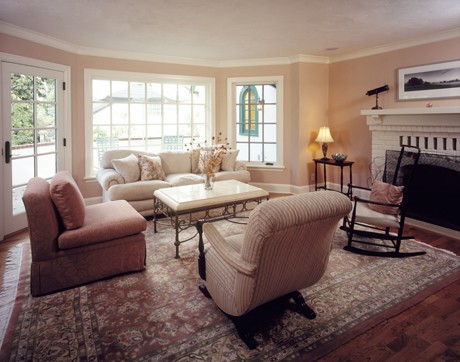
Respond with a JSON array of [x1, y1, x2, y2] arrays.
[[0, 243, 24, 348]]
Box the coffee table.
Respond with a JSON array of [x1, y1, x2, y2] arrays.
[[153, 180, 269, 258]]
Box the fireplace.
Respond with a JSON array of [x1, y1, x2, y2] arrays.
[[362, 107, 460, 232], [384, 150, 460, 231]]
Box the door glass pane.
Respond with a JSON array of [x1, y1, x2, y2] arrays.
[[36, 77, 55, 102], [37, 103, 55, 127], [37, 153, 56, 179], [37, 129, 56, 154], [11, 129, 34, 150], [10, 73, 33, 101], [11, 103, 33, 129], [12, 157, 34, 186]]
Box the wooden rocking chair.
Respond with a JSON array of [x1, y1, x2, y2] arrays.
[[341, 145, 426, 258]]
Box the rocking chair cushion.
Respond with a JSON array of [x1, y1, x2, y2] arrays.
[[368, 180, 404, 215]]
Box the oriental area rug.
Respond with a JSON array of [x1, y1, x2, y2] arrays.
[[1, 217, 459, 361]]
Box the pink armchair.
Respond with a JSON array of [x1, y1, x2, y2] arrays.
[[198, 191, 352, 348], [22, 171, 147, 297]]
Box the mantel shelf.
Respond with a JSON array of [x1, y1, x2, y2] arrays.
[[361, 107, 460, 117]]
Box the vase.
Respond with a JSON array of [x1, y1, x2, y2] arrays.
[[204, 174, 214, 190]]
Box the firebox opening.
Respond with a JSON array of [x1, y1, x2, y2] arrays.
[[384, 150, 460, 232]]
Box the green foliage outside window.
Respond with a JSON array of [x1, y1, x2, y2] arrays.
[[10, 73, 56, 146]]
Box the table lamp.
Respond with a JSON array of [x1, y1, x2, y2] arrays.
[[315, 127, 334, 160]]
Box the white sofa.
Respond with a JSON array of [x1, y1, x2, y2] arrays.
[[96, 149, 251, 216]]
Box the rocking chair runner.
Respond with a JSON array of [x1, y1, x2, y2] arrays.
[[341, 145, 426, 257]]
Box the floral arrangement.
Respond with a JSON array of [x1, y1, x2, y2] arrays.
[[188, 133, 229, 177]]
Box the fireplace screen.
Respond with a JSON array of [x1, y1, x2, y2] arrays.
[[383, 150, 460, 231]]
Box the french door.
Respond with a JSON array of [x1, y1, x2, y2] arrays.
[[1, 61, 68, 238]]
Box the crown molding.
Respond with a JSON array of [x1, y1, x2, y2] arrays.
[[0, 21, 77, 54], [1, 21, 458, 68], [219, 54, 329, 67], [289, 54, 330, 64], [76, 45, 221, 68], [330, 27, 460, 63]]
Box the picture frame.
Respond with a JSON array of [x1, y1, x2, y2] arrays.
[[397, 60, 460, 100]]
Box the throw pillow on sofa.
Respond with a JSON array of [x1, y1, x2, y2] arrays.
[[112, 153, 140, 183], [138, 154, 166, 181], [220, 149, 240, 171], [190, 149, 201, 173]]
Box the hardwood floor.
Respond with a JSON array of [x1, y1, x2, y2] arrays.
[[319, 224, 460, 362], [1, 219, 459, 361]]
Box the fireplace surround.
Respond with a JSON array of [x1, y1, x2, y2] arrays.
[[362, 107, 460, 233]]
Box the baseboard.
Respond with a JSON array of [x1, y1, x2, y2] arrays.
[[406, 218, 460, 240]]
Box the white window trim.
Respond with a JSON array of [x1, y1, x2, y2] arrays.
[[227, 76, 284, 169], [84, 69, 215, 178]]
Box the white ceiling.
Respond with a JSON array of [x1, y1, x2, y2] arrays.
[[1, 0, 460, 63]]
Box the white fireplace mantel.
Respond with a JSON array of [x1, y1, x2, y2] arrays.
[[361, 107, 460, 126], [362, 106, 460, 158]]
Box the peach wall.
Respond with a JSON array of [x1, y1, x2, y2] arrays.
[[1, 32, 459, 198], [298, 62, 329, 186], [329, 37, 460, 187]]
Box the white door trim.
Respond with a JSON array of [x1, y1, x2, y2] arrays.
[[0, 53, 72, 240]]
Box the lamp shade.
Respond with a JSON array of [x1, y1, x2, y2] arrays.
[[315, 127, 334, 143]]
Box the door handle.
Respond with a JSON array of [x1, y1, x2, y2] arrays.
[[5, 141, 11, 163]]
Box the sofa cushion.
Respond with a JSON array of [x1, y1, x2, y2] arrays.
[[112, 153, 140, 183], [138, 154, 166, 181], [214, 170, 251, 184], [50, 171, 86, 230], [58, 200, 147, 249], [220, 149, 240, 171], [159, 151, 192, 174], [368, 180, 404, 215], [108, 180, 171, 201], [165, 173, 203, 186]]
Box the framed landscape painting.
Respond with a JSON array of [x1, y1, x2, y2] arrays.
[[397, 60, 460, 100]]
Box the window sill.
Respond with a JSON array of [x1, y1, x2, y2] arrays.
[[246, 164, 285, 171]]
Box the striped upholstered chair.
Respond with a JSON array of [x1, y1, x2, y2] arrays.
[[198, 191, 352, 348]]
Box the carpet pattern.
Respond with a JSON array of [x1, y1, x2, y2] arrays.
[[1, 218, 460, 361]]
